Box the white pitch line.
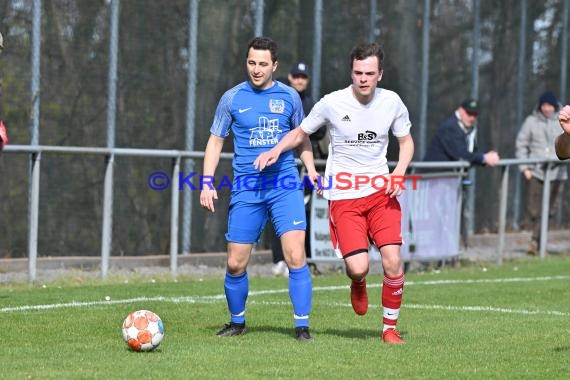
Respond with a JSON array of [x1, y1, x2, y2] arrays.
[[404, 303, 570, 317], [253, 274, 570, 294], [404, 275, 570, 286], [243, 300, 570, 317], [237, 301, 570, 317], [2, 275, 570, 314], [0, 295, 224, 313]]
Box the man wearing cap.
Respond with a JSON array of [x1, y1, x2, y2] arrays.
[[515, 91, 567, 255], [271, 62, 327, 277], [286, 62, 327, 159], [0, 31, 8, 151], [423, 98, 499, 254], [424, 98, 500, 166]]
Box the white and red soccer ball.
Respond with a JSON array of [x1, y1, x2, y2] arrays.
[[122, 310, 164, 351]]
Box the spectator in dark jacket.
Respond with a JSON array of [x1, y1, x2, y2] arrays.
[[272, 62, 325, 277], [286, 62, 328, 159], [423, 99, 500, 257], [424, 98, 499, 166]]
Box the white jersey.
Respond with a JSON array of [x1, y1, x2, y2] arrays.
[[300, 86, 411, 200]]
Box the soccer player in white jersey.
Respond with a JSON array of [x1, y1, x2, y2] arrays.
[[200, 37, 318, 341], [255, 42, 414, 344]]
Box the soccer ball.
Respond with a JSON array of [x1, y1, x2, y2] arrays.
[[122, 310, 165, 351]]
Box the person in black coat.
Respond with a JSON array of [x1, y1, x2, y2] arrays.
[[422, 99, 500, 262], [286, 62, 327, 160], [424, 98, 499, 166], [271, 62, 326, 276]]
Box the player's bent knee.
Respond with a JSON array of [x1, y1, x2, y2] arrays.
[[285, 253, 307, 269], [345, 253, 369, 279], [347, 268, 368, 280], [226, 254, 250, 273], [345, 263, 369, 280], [382, 260, 403, 277], [226, 263, 247, 275]]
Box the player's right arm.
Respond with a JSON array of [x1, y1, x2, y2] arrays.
[[254, 127, 307, 171], [200, 134, 224, 213], [254, 96, 328, 171]]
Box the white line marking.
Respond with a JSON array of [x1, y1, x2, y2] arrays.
[[404, 303, 570, 317], [404, 275, 570, 286], [245, 300, 570, 317], [2, 275, 569, 315], [0, 295, 223, 313], [243, 301, 570, 317]]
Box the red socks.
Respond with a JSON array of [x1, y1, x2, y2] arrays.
[[382, 273, 404, 330]]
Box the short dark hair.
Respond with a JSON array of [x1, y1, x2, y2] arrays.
[[247, 36, 278, 63], [350, 42, 384, 70]]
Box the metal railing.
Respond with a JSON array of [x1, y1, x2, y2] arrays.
[[416, 158, 570, 262], [3, 144, 569, 281], [5, 144, 229, 281]]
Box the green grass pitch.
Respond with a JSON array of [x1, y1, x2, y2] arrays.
[[1, 257, 569, 379]]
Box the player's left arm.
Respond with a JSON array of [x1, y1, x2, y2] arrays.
[[555, 105, 570, 160], [387, 133, 414, 198], [0, 120, 7, 151]]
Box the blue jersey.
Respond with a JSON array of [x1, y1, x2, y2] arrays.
[[210, 80, 304, 191]]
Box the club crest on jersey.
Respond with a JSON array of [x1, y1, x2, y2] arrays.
[[269, 99, 285, 113], [249, 116, 282, 146]]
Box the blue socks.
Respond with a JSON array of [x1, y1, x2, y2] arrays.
[[288, 264, 312, 328], [224, 271, 249, 324], [223, 265, 312, 329]]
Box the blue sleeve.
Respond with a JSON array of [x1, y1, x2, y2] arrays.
[[210, 91, 234, 137], [291, 92, 305, 128]]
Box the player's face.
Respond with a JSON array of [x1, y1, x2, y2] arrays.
[[246, 48, 277, 90], [351, 56, 383, 104]]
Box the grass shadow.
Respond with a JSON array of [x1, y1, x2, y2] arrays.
[[318, 326, 384, 339], [213, 324, 399, 340]]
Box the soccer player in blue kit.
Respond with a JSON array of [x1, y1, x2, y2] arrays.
[[200, 37, 318, 341]]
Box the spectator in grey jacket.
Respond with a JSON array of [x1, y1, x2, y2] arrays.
[[515, 91, 567, 255]]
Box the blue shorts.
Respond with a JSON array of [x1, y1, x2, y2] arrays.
[[225, 187, 306, 244]]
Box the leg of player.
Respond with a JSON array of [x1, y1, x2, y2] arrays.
[[217, 243, 252, 337], [344, 253, 370, 316], [328, 198, 370, 316], [281, 230, 313, 342], [380, 244, 405, 344]]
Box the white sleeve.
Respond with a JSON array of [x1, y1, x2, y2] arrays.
[[391, 98, 412, 137], [300, 97, 328, 135]]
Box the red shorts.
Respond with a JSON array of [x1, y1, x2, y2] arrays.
[[329, 190, 402, 258]]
